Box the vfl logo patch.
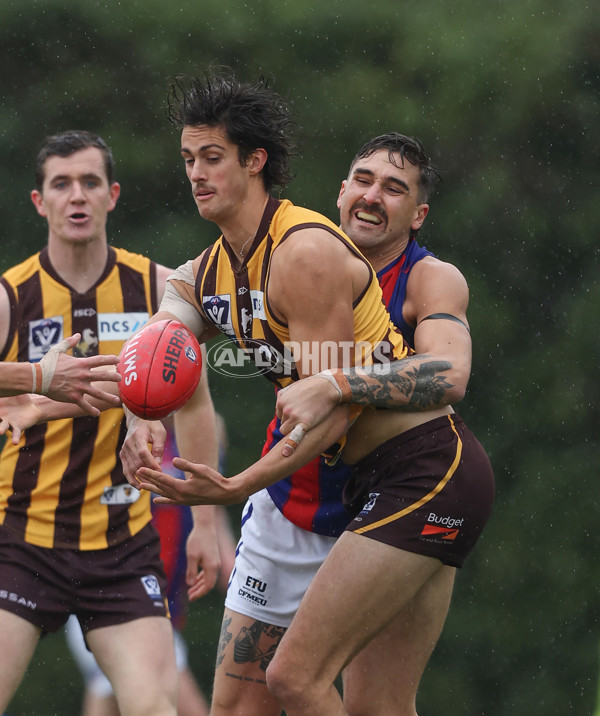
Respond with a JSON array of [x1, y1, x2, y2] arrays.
[[420, 525, 460, 541], [141, 575, 162, 599], [100, 484, 141, 505], [28, 317, 63, 361], [360, 493, 380, 513], [203, 295, 232, 335]]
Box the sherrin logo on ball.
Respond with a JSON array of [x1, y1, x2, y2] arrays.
[[117, 319, 202, 420]]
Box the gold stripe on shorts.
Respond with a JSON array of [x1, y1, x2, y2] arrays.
[[353, 415, 463, 535]]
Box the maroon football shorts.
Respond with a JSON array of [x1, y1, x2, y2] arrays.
[[343, 414, 495, 567], [0, 522, 169, 634]]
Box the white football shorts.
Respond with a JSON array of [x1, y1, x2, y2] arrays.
[[224, 488, 337, 627]]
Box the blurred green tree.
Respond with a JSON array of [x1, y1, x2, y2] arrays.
[[1, 0, 598, 713]]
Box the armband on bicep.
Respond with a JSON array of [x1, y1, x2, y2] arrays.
[[419, 313, 470, 332], [160, 261, 205, 336]]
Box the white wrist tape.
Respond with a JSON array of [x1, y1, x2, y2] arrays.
[[37, 338, 72, 395], [309, 371, 343, 403], [30, 362, 39, 393]]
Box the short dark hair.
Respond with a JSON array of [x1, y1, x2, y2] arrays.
[[34, 130, 115, 191], [167, 70, 296, 192], [351, 133, 441, 202]]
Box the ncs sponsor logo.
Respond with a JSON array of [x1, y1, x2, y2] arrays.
[[97, 312, 149, 341]]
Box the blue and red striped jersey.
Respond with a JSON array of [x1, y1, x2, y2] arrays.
[[263, 239, 435, 536]]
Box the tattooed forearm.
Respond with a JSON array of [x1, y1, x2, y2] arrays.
[[346, 357, 454, 410], [407, 361, 454, 407]]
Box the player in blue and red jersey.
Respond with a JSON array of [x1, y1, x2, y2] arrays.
[[261, 232, 435, 538], [208, 133, 492, 716]]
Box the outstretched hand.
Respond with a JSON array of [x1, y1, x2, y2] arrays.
[[0, 394, 43, 444], [136, 458, 242, 506], [43, 334, 121, 415]]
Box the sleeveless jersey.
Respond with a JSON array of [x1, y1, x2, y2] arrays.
[[194, 197, 410, 390], [263, 238, 435, 536], [0, 246, 159, 550], [378, 238, 435, 346], [191, 197, 410, 535]]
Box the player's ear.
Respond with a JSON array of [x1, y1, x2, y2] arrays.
[[336, 180, 347, 210], [411, 203, 429, 231], [31, 190, 47, 217], [248, 148, 267, 176], [107, 182, 121, 212]]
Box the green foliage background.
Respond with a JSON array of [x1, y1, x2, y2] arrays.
[[1, 0, 598, 713]]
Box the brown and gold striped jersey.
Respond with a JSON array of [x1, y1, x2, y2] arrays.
[[0, 246, 159, 550], [194, 197, 411, 387]]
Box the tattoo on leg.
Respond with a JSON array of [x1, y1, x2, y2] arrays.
[[347, 358, 453, 409], [229, 620, 286, 673], [216, 614, 233, 667]]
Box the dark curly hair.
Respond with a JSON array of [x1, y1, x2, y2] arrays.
[[34, 130, 115, 191], [167, 70, 296, 192], [351, 133, 441, 202]]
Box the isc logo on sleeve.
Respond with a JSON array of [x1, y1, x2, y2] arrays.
[[97, 312, 150, 342]]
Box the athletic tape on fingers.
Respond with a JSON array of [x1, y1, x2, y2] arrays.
[[37, 338, 74, 395], [285, 424, 306, 452]]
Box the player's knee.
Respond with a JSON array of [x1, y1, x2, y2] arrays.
[[113, 667, 177, 715], [265, 652, 304, 707], [267, 650, 325, 711]]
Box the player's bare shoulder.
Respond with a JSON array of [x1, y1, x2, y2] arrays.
[[270, 226, 370, 295], [404, 256, 469, 324], [278, 225, 349, 261]]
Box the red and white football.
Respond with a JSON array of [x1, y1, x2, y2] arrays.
[[117, 319, 202, 420]]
